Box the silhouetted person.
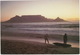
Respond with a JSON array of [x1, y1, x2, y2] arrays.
[[44, 34, 49, 44], [63, 33, 67, 44]]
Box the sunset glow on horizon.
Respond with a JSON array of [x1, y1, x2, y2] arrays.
[[1, 0, 79, 22]]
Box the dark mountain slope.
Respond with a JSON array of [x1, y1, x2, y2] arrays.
[[4, 15, 67, 23]]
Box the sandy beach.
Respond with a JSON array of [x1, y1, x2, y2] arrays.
[[1, 40, 79, 54], [1, 31, 79, 54]]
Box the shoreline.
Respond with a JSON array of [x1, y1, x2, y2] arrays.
[[1, 31, 79, 54], [2, 31, 79, 41], [1, 32, 79, 48]]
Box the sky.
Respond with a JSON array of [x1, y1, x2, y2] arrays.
[[1, 0, 79, 22]]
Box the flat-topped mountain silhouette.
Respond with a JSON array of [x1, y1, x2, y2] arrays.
[[4, 15, 67, 23]]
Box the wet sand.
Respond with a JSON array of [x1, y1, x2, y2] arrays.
[[1, 32, 79, 54], [1, 32, 79, 47]]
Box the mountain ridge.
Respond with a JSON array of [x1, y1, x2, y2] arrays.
[[3, 15, 67, 23]]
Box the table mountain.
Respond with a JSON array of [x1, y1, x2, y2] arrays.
[[4, 15, 67, 23]]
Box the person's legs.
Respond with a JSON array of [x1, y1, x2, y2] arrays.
[[64, 39, 67, 44], [45, 39, 46, 44], [48, 40, 49, 44], [47, 39, 49, 44]]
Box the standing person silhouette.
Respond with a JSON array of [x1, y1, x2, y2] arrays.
[[44, 34, 49, 44], [63, 33, 67, 44]]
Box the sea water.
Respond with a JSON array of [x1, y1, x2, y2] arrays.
[[2, 22, 79, 36]]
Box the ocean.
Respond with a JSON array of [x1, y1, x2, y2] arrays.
[[2, 22, 79, 36]]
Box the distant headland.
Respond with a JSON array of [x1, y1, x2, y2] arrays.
[[3, 15, 67, 23]]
